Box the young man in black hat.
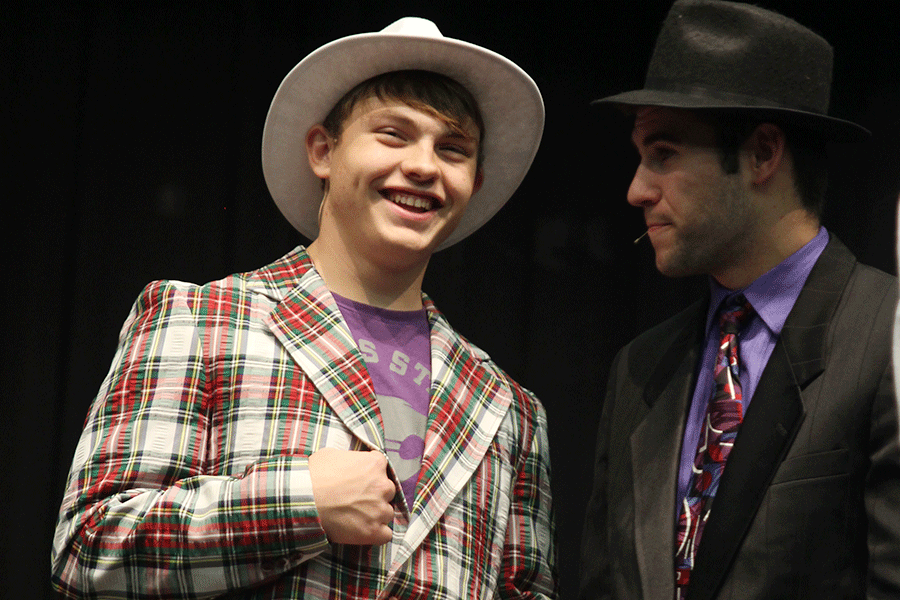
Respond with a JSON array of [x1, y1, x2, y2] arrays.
[[52, 17, 557, 599], [580, 1, 900, 599]]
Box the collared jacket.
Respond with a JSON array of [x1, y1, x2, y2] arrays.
[[579, 237, 900, 600], [52, 246, 557, 599]]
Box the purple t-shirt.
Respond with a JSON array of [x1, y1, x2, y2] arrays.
[[676, 227, 830, 514], [332, 293, 431, 511]]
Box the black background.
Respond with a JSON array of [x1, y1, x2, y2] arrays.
[[6, 2, 899, 598]]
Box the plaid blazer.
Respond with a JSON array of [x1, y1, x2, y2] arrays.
[[52, 246, 557, 599]]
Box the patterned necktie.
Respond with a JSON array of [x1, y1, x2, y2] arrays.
[[674, 295, 754, 599]]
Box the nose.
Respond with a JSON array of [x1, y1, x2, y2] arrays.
[[626, 164, 660, 207], [401, 142, 440, 183]]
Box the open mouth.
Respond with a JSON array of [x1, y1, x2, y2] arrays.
[[384, 191, 439, 213]]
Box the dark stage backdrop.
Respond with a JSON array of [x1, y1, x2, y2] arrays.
[[6, 2, 899, 598]]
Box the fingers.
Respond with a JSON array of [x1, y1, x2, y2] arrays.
[[308, 447, 397, 546], [356, 451, 398, 503], [369, 522, 394, 546]]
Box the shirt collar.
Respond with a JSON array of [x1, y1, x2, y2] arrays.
[[706, 227, 830, 336]]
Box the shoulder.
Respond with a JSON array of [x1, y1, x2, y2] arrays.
[[598, 299, 708, 417], [817, 235, 896, 304], [829, 260, 897, 351], [455, 326, 544, 412], [817, 238, 897, 331], [138, 246, 313, 307], [123, 247, 313, 333], [425, 298, 547, 423], [618, 299, 706, 368], [844, 260, 897, 302]]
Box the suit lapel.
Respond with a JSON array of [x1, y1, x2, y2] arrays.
[[632, 302, 706, 600], [264, 258, 384, 452], [389, 299, 513, 573], [689, 238, 856, 600], [259, 250, 514, 575]]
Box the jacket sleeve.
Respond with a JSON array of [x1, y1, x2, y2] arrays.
[[866, 347, 900, 598], [51, 280, 329, 599], [577, 348, 620, 600], [497, 394, 559, 599]]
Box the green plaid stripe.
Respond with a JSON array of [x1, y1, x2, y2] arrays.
[[52, 246, 557, 599]]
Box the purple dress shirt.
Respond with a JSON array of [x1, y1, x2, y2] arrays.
[[675, 227, 830, 515]]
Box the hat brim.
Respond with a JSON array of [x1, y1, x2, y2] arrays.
[[593, 89, 870, 143], [262, 29, 544, 250]]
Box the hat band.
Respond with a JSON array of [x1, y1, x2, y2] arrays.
[[643, 78, 826, 116]]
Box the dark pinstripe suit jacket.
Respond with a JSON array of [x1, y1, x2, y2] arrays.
[[580, 237, 900, 600]]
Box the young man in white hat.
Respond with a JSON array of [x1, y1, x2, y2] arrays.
[[52, 18, 556, 599], [579, 1, 900, 599]]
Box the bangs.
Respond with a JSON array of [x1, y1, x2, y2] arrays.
[[322, 70, 485, 163]]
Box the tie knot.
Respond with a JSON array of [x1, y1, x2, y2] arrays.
[[718, 295, 754, 334]]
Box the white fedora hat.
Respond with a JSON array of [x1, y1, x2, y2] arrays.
[[261, 17, 544, 250]]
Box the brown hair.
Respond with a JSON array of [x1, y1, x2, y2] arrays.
[[321, 69, 485, 168], [704, 111, 828, 218]]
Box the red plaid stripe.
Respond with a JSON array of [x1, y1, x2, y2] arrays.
[[52, 246, 557, 599]]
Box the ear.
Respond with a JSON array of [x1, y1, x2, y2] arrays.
[[746, 123, 786, 186], [473, 168, 484, 194], [306, 124, 334, 180]]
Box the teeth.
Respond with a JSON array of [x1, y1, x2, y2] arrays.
[[390, 192, 434, 211]]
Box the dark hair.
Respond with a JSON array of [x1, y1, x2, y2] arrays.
[[705, 111, 829, 218], [321, 69, 485, 168]]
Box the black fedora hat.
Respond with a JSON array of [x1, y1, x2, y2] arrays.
[[593, 0, 869, 142]]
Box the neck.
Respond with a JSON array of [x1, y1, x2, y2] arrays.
[[307, 238, 428, 311], [713, 207, 819, 290]]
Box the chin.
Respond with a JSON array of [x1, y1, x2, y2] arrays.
[[655, 255, 694, 279], [391, 227, 453, 255], [373, 237, 436, 266]]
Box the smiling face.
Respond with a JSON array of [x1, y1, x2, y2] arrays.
[[627, 106, 759, 282], [307, 95, 482, 269]]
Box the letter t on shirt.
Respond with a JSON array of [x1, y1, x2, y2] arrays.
[[333, 293, 431, 511]]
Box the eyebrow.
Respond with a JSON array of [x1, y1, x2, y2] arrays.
[[373, 111, 417, 128], [633, 131, 682, 149], [372, 110, 478, 143]]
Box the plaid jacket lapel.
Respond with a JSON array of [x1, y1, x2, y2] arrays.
[[262, 249, 385, 451], [390, 297, 514, 571], [258, 248, 515, 573]]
